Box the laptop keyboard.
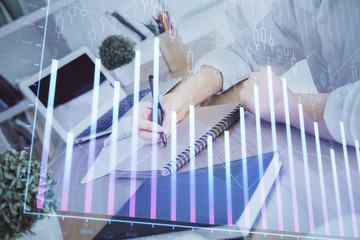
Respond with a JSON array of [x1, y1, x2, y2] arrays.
[[77, 88, 151, 139]]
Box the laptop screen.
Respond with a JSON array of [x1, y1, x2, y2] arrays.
[[28, 53, 114, 132]]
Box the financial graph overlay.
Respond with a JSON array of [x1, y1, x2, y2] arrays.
[[1, 0, 358, 239]]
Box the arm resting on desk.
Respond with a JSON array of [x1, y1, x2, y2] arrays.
[[238, 67, 333, 141]]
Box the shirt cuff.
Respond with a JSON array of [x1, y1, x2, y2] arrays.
[[194, 48, 251, 91]]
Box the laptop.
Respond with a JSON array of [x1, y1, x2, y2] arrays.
[[0, 74, 30, 123], [19, 47, 151, 144]]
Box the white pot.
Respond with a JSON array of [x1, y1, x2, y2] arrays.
[[109, 61, 135, 87], [20, 211, 63, 240]]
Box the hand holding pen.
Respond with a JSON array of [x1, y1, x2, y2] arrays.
[[149, 75, 167, 146], [132, 75, 169, 145], [135, 84, 187, 146]]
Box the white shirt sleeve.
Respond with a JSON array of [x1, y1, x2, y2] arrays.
[[323, 81, 360, 147], [194, 0, 306, 92]]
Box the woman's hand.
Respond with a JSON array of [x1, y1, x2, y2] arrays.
[[135, 92, 188, 145], [239, 67, 285, 122]]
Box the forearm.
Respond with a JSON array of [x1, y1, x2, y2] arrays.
[[172, 65, 223, 112], [283, 91, 333, 140], [288, 91, 329, 122], [237, 69, 333, 141]]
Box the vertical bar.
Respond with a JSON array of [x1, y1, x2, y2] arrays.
[[224, 131, 233, 225], [60, 132, 74, 211], [37, 59, 58, 209], [314, 122, 330, 234], [330, 148, 344, 236], [150, 38, 160, 219], [84, 58, 101, 213], [240, 107, 250, 227], [254, 85, 267, 229], [170, 110, 177, 221], [267, 65, 278, 151], [26, 0, 51, 211], [355, 140, 360, 178], [107, 81, 120, 215], [207, 135, 215, 225], [189, 104, 196, 223], [298, 104, 315, 233], [282, 78, 299, 232], [339, 122, 358, 237], [129, 50, 141, 217], [267, 65, 283, 230]]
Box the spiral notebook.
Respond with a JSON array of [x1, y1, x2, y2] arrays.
[[118, 103, 241, 178], [82, 103, 241, 183]]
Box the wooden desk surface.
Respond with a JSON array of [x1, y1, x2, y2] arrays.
[[50, 35, 360, 239]]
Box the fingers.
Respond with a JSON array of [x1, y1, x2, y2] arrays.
[[139, 130, 162, 144], [138, 119, 164, 132]]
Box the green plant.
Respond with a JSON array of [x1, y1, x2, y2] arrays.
[[0, 149, 57, 240], [99, 35, 135, 70]]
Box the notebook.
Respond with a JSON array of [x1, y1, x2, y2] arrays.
[[95, 151, 282, 239], [81, 103, 240, 183]]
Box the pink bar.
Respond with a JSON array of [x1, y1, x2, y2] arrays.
[[129, 139, 138, 217], [259, 156, 268, 230], [84, 175, 93, 213], [107, 173, 115, 215], [60, 133, 74, 212], [207, 136, 215, 225], [150, 177, 157, 219], [150, 143, 158, 219], [171, 179, 176, 221], [84, 136, 97, 214], [244, 192, 250, 228], [36, 169, 47, 209], [275, 179, 283, 231], [129, 170, 137, 217], [261, 204, 267, 229], [37, 145, 50, 209], [190, 185, 196, 223], [60, 191, 69, 211], [307, 199, 315, 233], [209, 196, 215, 225], [84, 130, 97, 213], [227, 206, 233, 226]]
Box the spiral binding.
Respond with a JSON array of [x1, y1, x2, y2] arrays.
[[162, 104, 243, 176]]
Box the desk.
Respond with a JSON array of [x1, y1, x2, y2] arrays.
[[48, 36, 360, 239]]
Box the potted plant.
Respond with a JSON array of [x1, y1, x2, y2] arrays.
[[0, 149, 58, 240], [99, 35, 135, 86]]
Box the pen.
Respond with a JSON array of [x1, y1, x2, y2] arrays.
[[149, 75, 167, 146], [112, 11, 146, 41], [165, 11, 171, 30]]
